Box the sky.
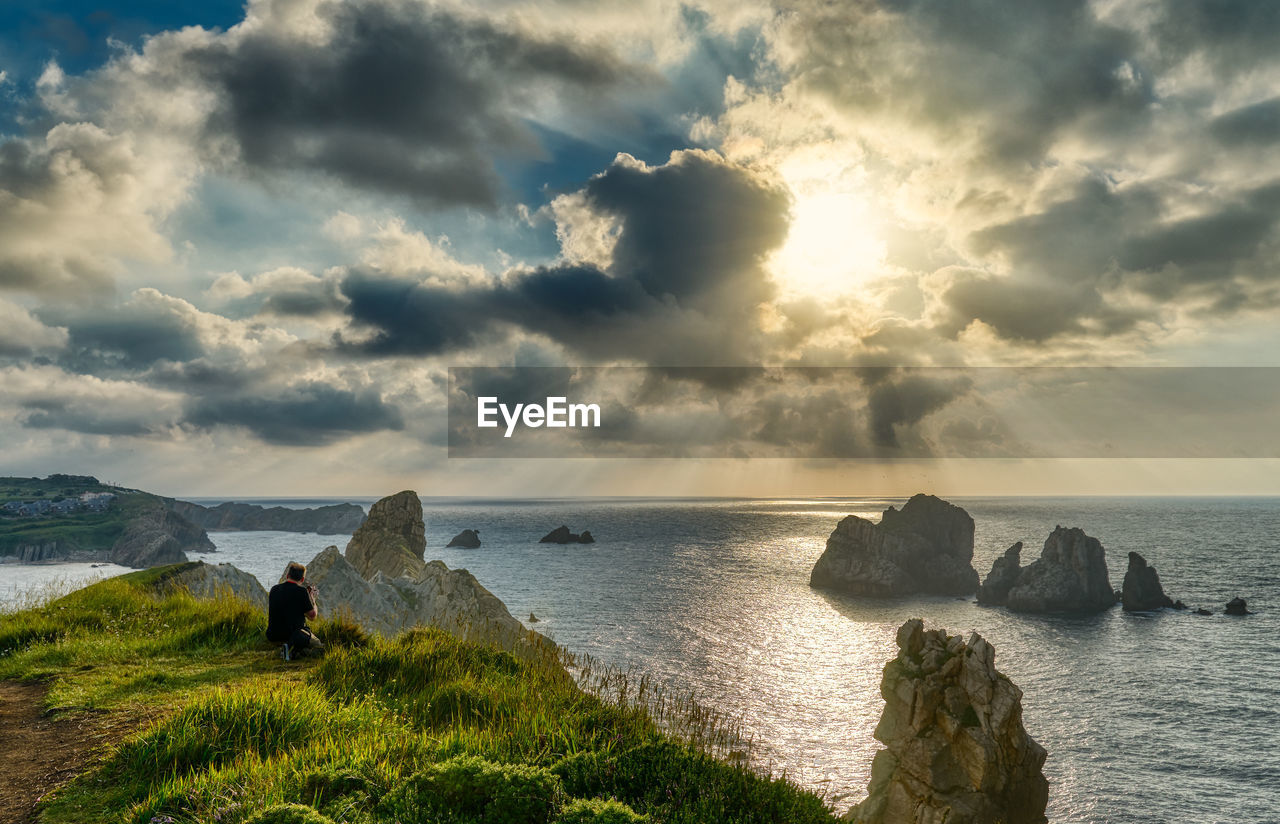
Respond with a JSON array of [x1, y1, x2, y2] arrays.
[[2, 0, 1280, 497]]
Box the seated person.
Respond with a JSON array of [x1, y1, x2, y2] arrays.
[[266, 562, 324, 659]]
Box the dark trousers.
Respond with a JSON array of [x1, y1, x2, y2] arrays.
[[286, 627, 324, 655]]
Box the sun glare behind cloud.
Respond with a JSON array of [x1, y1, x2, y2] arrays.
[[770, 183, 887, 298]]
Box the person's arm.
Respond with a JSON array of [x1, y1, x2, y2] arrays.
[[305, 584, 318, 620]]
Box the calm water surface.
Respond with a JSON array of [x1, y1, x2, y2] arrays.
[[3, 496, 1277, 823]]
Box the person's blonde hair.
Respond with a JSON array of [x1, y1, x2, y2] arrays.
[[286, 562, 306, 582]]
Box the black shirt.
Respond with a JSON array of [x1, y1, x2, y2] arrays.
[[267, 581, 314, 643]]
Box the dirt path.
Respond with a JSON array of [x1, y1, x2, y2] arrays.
[[0, 681, 132, 824]]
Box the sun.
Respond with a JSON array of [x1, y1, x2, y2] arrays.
[[770, 186, 887, 297]]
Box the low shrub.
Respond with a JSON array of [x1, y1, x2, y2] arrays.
[[245, 803, 335, 824], [383, 754, 563, 824], [558, 798, 648, 824]]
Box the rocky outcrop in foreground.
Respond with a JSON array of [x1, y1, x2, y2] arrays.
[[539, 526, 595, 544], [447, 529, 482, 548], [345, 491, 426, 579], [169, 500, 366, 535], [109, 505, 214, 568], [158, 560, 268, 609], [1121, 552, 1177, 612], [305, 546, 548, 654], [849, 619, 1048, 824], [810, 494, 980, 597], [979, 526, 1115, 614]]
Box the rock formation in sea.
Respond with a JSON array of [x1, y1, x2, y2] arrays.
[[978, 526, 1115, 614], [976, 543, 1023, 607], [1225, 597, 1252, 615], [848, 619, 1049, 824], [446, 529, 482, 548], [809, 494, 980, 597], [109, 505, 214, 568], [539, 525, 595, 544], [1121, 552, 1176, 612], [168, 500, 366, 535], [305, 546, 548, 654], [345, 490, 427, 579]]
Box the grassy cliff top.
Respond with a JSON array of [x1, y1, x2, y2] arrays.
[[0, 568, 840, 824], [0, 475, 122, 504]]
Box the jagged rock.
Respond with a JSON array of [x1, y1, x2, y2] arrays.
[[848, 619, 1048, 824], [528, 612, 539, 623], [977, 543, 1023, 606], [345, 491, 426, 580], [810, 494, 980, 597], [109, 505, 214, 568], [446, 529, 482, 548], [1004, 527, 1115, 614], [1225, 597, 1252, 616], [1121, 552, 1175, 612], [168, 500, 366, 535], [160, 560, 268, 609], [305, 546, 549, 655], [1195, 607, 1212, 616], [539, 525, 594, 544]]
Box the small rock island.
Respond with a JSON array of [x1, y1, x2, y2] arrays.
[[978, 526, 1116, 613], [809, 494, 980, 597], [539, 525, 595, 544], [446, 529, 482, 548]]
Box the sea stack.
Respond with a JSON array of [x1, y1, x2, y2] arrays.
[[979, 526, 1115, 614], [539, 525, 595, 544], [810, 494, 980, 597], [446, 529, 482, 548], [848, 619, 1048, 824], [1121, 552, 1176, 611], [345, 490, 427, 580], [977, 543, 1023, 606]]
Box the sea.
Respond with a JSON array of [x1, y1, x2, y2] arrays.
[[2, 496, 1278, 823]]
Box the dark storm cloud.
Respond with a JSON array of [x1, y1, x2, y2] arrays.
[[866, 373, 971, 448], [38, 298, 205, 372], [184, 383, 404, 445], [581, 150, 790, 308], [1148, 1, 1280, 73], [336, 150, 790, 362], [1210, 98, 1280, 147], [786, 0, 1151, 167], [932, 271, 1123, 343], [180, 0, 639, 208], [20, 403, 159, 436]]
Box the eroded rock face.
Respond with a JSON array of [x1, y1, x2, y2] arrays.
[[306, 546, 549, 655], [109, 505, 214, 568], [1121, 552, 1175, 612], [345, 490, 426, 580], [977, 543, 1023, 607], [810, 494, 979, 597], [446, 529, 482, 548], [1004, 527, 1115, 614], [848, 619, 1048, 824]]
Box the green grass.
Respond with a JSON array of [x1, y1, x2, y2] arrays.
[[0, 567, 840, 824]]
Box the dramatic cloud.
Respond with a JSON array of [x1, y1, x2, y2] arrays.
[[184, 382, 404, 445], [336, 150, 791, 363], [0, 123, 179, 296], [145, 0, 642, 208]]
